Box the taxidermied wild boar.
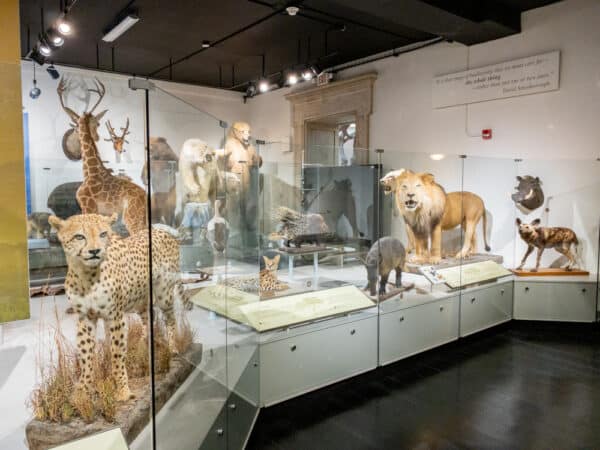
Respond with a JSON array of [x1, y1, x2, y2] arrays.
[[364, 237, 405, 296], [512, 175, 544, 211]]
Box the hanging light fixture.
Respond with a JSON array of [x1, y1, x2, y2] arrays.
[[57, 20, 72, 36], [287, 72, 298, 85], [39, 43, 52, 56], [29, 62, 41, 99]]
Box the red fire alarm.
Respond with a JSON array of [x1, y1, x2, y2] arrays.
[[482, 129, 493, 140]]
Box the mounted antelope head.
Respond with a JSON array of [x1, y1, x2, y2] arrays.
[[57, 76, 108, 160], [104, 118, 130, 153]]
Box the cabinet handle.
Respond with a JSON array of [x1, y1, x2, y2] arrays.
[[290, 345, 297, 352], [500, 289, 505, 295], [440, 306, 444, 312], [471, 297, 476, 303], [582, 288, 587, 293], [350, 329, 356, 335], [216, 429, 224, 437], [399, 316, 405, 322], [525, 287, 529, 292]]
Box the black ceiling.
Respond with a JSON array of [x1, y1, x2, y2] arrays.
[[19, 0, 561, 91]]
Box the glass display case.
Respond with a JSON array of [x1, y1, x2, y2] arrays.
[[1, 64, 599, 450]]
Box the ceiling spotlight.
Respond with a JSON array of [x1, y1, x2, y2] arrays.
[[46, 64, 60, 80], [28, 48, 46, 65], [258, 79, 270, 93], [202, 40, 211, 48], [49, 32, 64, 47], [302, 66, 317, 81], [287, 72, 298, 85], [102, 13, 140, 42], [57, 20, 72, 36], [39, 44, 52, 56], [286, 6, 300, 16], [430, 153, 446, 161]]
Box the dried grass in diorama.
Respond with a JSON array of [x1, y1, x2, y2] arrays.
[[29, 305, 195, 425]]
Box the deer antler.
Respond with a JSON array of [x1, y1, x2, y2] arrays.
[[56, 76, 80, 124], [120, 118, 130, 143], [88, 77, 106, 113], [104, 120, 118, 141]]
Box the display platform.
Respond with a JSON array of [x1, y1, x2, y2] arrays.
[[405, 253, 504, 275], [512, 268, 590, 277], [191, 285, 375, 332]]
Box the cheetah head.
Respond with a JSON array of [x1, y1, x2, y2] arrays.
[[49, 213, 117, 268]]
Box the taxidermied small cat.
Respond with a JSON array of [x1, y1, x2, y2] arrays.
[[223, 255, 288, 293]]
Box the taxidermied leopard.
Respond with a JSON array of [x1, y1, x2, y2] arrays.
[[219, 255, 288, 294], [271, 206, 331, 247], [49, 213, 187, 401]]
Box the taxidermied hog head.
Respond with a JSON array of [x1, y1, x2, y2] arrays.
[[512, 175, 544, 211]]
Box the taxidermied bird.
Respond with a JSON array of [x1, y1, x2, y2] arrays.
[[206, 199, 229, 253]]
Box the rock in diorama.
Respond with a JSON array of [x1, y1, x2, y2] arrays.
[[512, 175, 544, 212], [381, 170, 490, 264], [515, 218, 580, 272], [363, 237, 406, 296]]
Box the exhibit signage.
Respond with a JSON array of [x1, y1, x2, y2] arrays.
[[432, 50, 560, 108]]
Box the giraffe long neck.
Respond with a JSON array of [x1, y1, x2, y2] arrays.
[[78, 116, 109, 180]]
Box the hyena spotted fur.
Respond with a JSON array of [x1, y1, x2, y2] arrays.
[[516, 218, 579, 272]]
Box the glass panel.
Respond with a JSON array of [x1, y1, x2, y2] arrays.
[[13, 68, 151, 449], [515, 158, 600, 278], [142, 86, 231, 450], [378, 152, 464, 300], [460, 155, 517, 288]]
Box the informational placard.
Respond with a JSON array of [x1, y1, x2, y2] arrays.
[[433, 51, 560, 108], [438, 260, 512, 289], [418, 265, 447, 285], [52, 428, 128, 450]]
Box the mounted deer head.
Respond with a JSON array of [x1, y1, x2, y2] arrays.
[[104, 118, 130, 153], [57, 77, 108, 159]]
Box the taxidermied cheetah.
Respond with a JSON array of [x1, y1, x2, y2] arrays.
[[217, 255, 288, 294], [49, 213, 187, 401]]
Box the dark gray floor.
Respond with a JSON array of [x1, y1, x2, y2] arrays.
[[247, 322, 600, 450]]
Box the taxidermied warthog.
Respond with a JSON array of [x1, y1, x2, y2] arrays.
[[512, 175, 544, 211], [364, 237, 405, 296]]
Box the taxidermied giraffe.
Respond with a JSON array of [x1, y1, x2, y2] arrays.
[[58, 77, 148, 234]]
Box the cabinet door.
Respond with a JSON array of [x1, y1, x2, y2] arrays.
[[513, 282, 596, 322], [460, 283, 513, 337], [379, 296, 459, 365], [260, 317, 378, 406]]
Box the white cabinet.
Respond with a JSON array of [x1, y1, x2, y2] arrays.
[[379, 295, 459, 366], [259, 316, 378, 406], [460, 282, 513, 337], [513, 281, 596, 322]]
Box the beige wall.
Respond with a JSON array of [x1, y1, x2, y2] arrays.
[[0, 0, 29, 321]]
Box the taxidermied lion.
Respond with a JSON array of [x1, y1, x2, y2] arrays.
[[384, 170, 490, 264], [392, 170, 447, 264]]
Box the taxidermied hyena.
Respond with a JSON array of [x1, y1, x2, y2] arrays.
[[516, 218, 579, 272]]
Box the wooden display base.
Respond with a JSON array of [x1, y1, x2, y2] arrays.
[[405, 253, 504, 275], [365, 283, 415, 302], [511, 268, 590, 277]]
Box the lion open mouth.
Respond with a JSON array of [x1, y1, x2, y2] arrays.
[[405, 200, 418, 210]]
